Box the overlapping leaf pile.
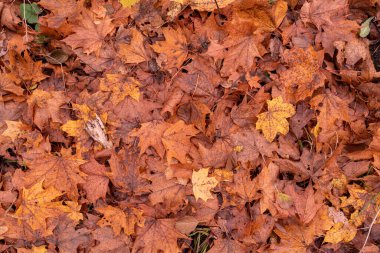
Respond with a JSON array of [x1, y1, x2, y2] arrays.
[[0, 0, 380, 252]]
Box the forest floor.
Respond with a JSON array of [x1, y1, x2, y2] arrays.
[[1, 0, 380, 252]]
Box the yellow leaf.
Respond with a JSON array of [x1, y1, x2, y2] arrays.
[[324, 222, 356, 244], [61, 120, 84, 137], [256, 96, 295, 142], [14, 181, 76, 232], [192, 168, 218, 202], [212, 168, 233, 182], [32, 245, 47, 253], [120, 0, 140, 7], [100, 74, 141, 104]]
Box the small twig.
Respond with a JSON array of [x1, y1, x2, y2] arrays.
[[360, 206, 380, 252]]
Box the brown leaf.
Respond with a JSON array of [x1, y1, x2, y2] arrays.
[[15, 149, 86, 200], [175, 216, 199, 235], [47, 217, 90, 253], [310, 89, 350, 134], [300, 0, 348, 30], [279, 47, 325, 103], [96, 205, 144, 236], [80, 158, 109, 202], [27, 89, 67, 129], [119, 28, 149, 64], [151, 27, 188, 69], [6, 51, 48, 84], [62, 10, 115, 55], [133, 218, 187, 253], [39, 0, 78, 28], [162, 120, 199, 164]]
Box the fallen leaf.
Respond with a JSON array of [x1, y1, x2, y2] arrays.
[[6, 51, 48, 84], [133, 218, 187, 252], [62, 10, 115, 55], [118, 28, 149, 64], [17, 149, 86, 200], [14, 181, 78, 232], [39, 0, 78, 28], [97, 205, 144, 236], [175, 216, 199, 235], [162, 120, 199, 164], [192, 168, 219, 202], [151, 27, 188, 69], [256, 96, 296, 142]]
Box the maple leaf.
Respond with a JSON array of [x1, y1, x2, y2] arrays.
[[80, 158, 110, 202], [230, 127, 277, 165], [286, 184, 324, 224], [108, 150, 148, 195], [118, 28, 149, 64], [208, 237, 247, 253], [226, 168, 256, 205], [27, 89, 67, 129], [15, 149, 86, 200], [6, 51, 48, 84], [14, 181, 78, 233], [279, 47, 325, 103], [91, 227, 131, 253], [208, 35, 265, 76], [39, 0, 78, 28], [151, 27, 188, 69], [62, 10, 115, 55], [162, 120, 199, 164], [99, 74, 141, 104], [129, 120, 170, 158], [46, 217, 90, 253], [256, 96, 296, 142], [300, 0, 348, 30], [147, 174, 187, 213], [272, 206, 334, 253], [133, 218, 187, 253], [309, 90, 350, 134], [0, 72, 24, 96], [198, 138, 233, 168], [97, 205, 144, 236], [192, 168, 219, 202]]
